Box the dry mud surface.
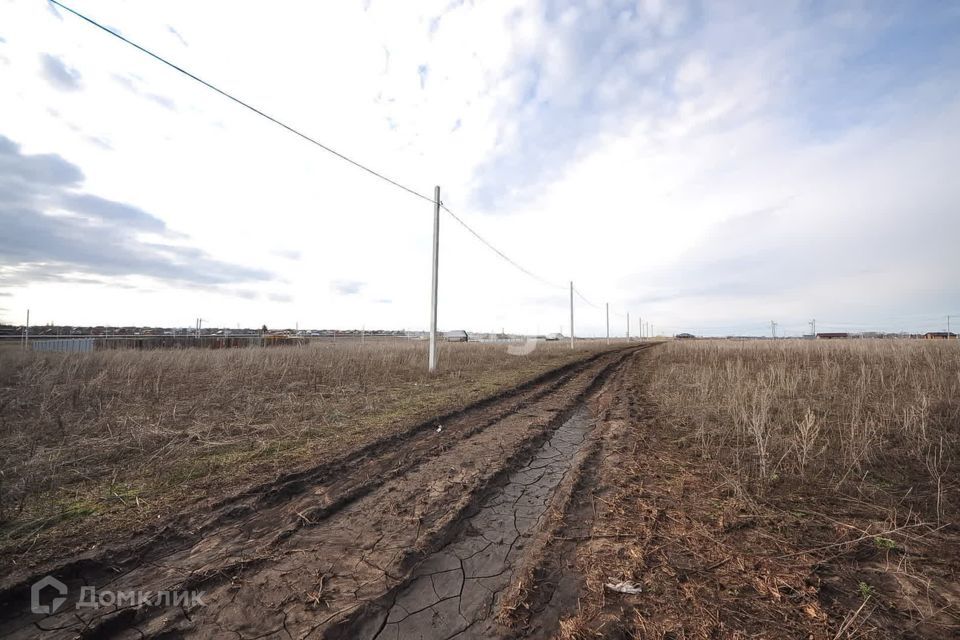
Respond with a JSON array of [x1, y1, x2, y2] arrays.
[[0, 346, 644, 639]]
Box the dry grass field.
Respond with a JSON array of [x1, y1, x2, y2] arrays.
[[649, 339, 959, 504], [562, 339, 960, 638], [4, 337, 958, 637], [0, 339, 611, 570]]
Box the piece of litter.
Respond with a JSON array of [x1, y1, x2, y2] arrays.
[[436, 425, 443, 433], [605, 580, 642, 594]]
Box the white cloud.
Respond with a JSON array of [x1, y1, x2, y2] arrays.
[[0, 0, 957, 335]]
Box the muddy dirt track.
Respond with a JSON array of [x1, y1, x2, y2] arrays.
[[0, 346, 648, 639]]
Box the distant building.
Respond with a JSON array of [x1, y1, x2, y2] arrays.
[[816, 332, 849, 339], [923, 331, 958, 340], [445, 330, 469, 342]]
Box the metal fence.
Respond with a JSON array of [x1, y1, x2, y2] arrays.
[[31, 337, 96, 353], [11, 335, 309, 352]]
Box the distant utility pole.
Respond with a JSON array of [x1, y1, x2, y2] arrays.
[[770, 320, 777, 339], [605, 303, 610, 345], [638, 316, 643, 340], [810, 318, 816, 337], [949, 315, 952, 339], [569, 281, 575, 349], [23, 308, 29, 350], [428, 185, 440, 372], [626, 312, 630, 341]]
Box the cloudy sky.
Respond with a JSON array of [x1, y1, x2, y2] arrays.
[[1, 0, 958, 336]]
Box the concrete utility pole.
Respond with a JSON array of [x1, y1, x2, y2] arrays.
[[639, 316, 643, 340], [23, 309, 29, 350], [569, 281, 574, 350], [627, 312, 630, 341], [605, 303, 610, 345], [949, 315, 952, 339], [810, 318, 816, 337], [770, 320, 777, 339], [428, 186, 440, 372]]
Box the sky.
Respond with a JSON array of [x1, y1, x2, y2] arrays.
[[1, 0, 959, 337]]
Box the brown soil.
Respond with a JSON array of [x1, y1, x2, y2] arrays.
[[0, 346, 644, 638], [4, 344, 958, 639], [531, 348, 960, 640]]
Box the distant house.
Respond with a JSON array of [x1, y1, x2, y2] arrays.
[[923, 331, 958, 340], [544, 333, 564, 341], [675, 333, 695, 340], [816, 332, 849, 339], [445, 330, 469, 342]]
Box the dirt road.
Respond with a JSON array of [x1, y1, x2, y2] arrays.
[[1, 345, 647, 639]]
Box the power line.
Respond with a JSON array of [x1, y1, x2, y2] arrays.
[[50, 0, 435, 205], [440, 204, 565, 290], [572, 287, 600, 309], [54, 0, 608, 304]]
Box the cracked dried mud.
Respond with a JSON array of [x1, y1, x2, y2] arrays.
[[1, 346, 643, 640]]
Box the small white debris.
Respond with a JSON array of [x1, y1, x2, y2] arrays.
[[605, 579, 642, 594], [436, 425, 443, 433]]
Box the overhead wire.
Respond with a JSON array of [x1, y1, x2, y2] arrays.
[[49, 0, 436, 205], [440, 204, 566, 290], [53, 0, 639, 321], [572, 287, 600, 309]]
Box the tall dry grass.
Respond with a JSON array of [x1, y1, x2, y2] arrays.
[[647, 339, 960, 520], [0, 339, 604, 543]]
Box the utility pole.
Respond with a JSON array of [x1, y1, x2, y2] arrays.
[[428, 185, 440, 372], [639, 316, 643, 340], [948, 315, 952, 339], [569, 281, 574, 349], [810, 318, 816, 338], [605, 303, 610, 345], [626, 312, 630, 341], [23, 309, 29, 350], [770, 320, 777, 339]]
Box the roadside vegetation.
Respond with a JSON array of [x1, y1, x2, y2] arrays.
[[564, 339, 959, 639], [0, 339, 611, 570], [648, 339, 958, 519]]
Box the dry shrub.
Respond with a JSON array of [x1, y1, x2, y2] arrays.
[[647, 339, 960, 516]]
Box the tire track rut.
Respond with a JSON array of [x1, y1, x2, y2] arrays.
[[1, 346, 645, 639]]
